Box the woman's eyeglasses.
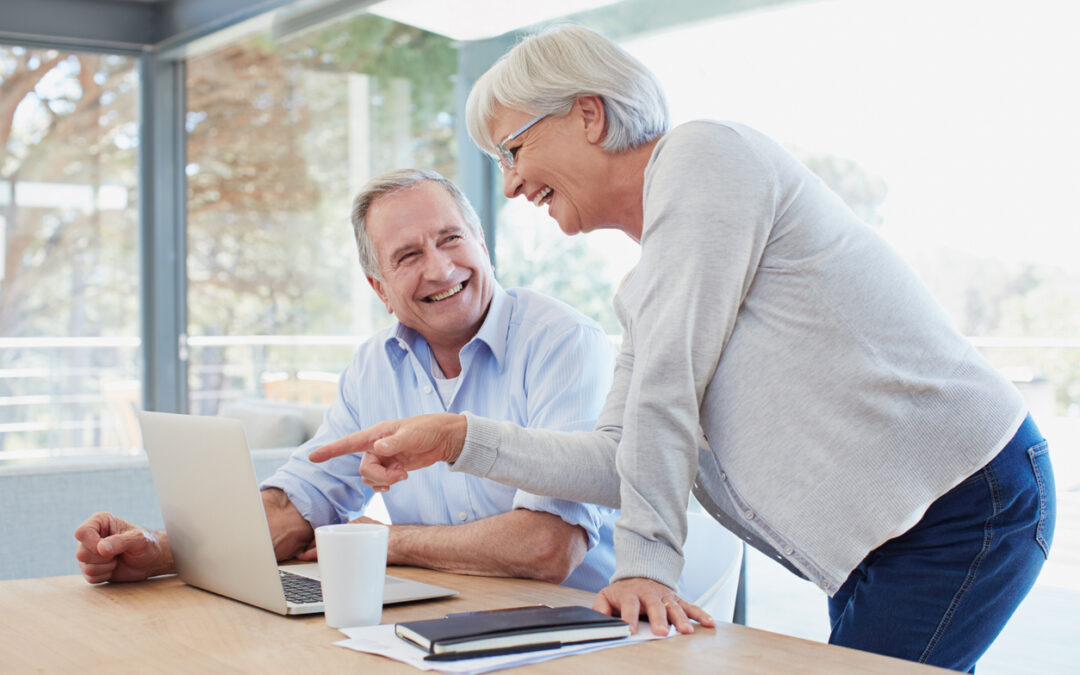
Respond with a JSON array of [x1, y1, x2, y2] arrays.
[[495, 114, 548, 171]]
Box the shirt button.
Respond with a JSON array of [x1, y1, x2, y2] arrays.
[[423, 385, 433, 394], [397, 339, 406, 349], [719, 472, 727, 482], [458, 511, 468, 521], [743, 510, 754, 520], [783, 545, 794, 555]]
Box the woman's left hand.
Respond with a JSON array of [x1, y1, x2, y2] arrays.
[[593, 577, 715, 635]]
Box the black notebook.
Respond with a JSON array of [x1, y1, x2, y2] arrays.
[[395, 605, 630, 659]]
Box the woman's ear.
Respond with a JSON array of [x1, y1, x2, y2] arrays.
[[577, 95, 607, 145]]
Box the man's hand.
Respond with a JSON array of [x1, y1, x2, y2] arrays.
[[261, 488, 315, 562], [593, 577, 714, 636], [73, 512, 173, 584], [308, 413, 467, 492]]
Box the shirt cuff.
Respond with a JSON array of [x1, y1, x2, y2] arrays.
[[614, 527, 685, 590], [512, 494, 604, 551], [260, 473, 337, 530]]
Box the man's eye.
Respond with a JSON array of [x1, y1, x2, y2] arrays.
[[397, 252, 418, 264], [509, 146, 521, 159]]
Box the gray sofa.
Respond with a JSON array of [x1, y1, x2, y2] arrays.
[[0, 399, 325, 581]]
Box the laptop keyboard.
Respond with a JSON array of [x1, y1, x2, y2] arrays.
[[279, 569, 323, 604]]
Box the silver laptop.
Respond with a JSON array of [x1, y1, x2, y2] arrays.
[[138, 410, 457, 615]]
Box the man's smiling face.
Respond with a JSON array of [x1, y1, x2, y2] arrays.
[[366, 180, 494, 354]]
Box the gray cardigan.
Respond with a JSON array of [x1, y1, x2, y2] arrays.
[[455, 121, 1025, 594]]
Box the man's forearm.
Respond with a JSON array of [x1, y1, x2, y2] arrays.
[[385, 509, 588, 585], [261, 488, 315, 560]]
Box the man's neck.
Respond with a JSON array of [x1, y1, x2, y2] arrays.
[[429, 346, 463, 378], [426, 293, 495, 379]]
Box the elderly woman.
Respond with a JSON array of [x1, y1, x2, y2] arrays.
[[312, 25, 1055, 671]]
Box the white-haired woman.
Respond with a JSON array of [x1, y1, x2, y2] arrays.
[[312, 25, 1055, 671]]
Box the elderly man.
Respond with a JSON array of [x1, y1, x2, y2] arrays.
[[75, 168, 617, 591]]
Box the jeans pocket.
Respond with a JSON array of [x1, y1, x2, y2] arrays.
[[1027, 441, 1055, 559]]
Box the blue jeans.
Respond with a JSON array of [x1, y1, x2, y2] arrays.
[[827, 414, 1056, 672]]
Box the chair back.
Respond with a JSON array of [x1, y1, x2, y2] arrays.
[[679, 511, 744, 622]]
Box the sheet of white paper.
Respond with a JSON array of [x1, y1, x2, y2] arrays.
[[335, 623, 676, 675]]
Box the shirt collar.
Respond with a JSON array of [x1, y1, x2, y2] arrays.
[[468, 283, 510, 370], [381, 283, 512, 371]]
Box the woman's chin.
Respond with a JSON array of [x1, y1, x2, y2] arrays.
[[554, 216, 584, 237]]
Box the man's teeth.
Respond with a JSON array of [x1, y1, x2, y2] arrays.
[[428, 283, 464, 302], [532, 186, 552, 207]]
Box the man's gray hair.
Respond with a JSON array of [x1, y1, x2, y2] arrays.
[[351, 169, 483, 280], [465, 24, 670, 156]]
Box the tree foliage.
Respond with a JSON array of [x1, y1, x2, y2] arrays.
[[1, 49, 137, 340], [185, 15, 458, 340]]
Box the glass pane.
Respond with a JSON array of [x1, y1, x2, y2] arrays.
[[0, 46, 140, 463], [184, 14, 459, 414]]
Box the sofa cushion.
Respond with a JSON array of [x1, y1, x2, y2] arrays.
[[218, 399, 309, 450]]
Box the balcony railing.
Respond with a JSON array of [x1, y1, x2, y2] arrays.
[[1, 334, 1077, 465]]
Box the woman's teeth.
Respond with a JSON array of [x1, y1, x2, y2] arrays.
[[532, 186, 552, 207], [428, 283, 464, 302]]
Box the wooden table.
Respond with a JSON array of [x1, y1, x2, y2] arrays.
[[0, 568, 946, 673]]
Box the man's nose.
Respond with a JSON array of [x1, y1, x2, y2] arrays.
[[422, 248, 454, 280]]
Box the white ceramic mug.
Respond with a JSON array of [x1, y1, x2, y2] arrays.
[[315, 523, 389, 628]]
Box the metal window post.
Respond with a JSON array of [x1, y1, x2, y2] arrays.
[[138, 51, 188, 413]]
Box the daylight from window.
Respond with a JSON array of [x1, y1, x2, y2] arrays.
[[184, 15, 459, 416], [0, 47, 139, 462]]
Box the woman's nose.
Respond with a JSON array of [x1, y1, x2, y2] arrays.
[[502, 166, 523, 199]]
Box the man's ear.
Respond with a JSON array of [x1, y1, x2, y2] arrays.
[[367, 276, 394, 315], [476, 235, 495, 273], [577, 95, 607, 146]]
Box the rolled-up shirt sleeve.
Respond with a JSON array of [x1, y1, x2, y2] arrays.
[[511, 490, 613, 551], [259, 352, 373, 529]]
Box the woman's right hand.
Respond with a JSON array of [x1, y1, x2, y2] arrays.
[[308, 413, 468, 491]]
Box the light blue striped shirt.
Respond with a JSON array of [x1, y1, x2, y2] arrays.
[[262, 285, 618, 591]]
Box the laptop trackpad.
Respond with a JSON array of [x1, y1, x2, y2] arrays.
[[281, 563, 402, 583]]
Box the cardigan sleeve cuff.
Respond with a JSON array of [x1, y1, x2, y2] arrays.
[[450, 411, 500, 477], [613, 529, 686, 591]]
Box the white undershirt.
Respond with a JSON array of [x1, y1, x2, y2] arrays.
[[429, 357, 459, 408]]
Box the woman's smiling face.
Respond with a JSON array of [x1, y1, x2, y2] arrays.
[[489, 100, 613, 237]]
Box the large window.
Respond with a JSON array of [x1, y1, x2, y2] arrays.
[[3, 0, 1073, 662], [0, 46, 140, 462], [184, 15, 459, 415]]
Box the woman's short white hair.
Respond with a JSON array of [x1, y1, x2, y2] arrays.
[[351, 168, 482, 280], [466, 24, 670, 156]]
